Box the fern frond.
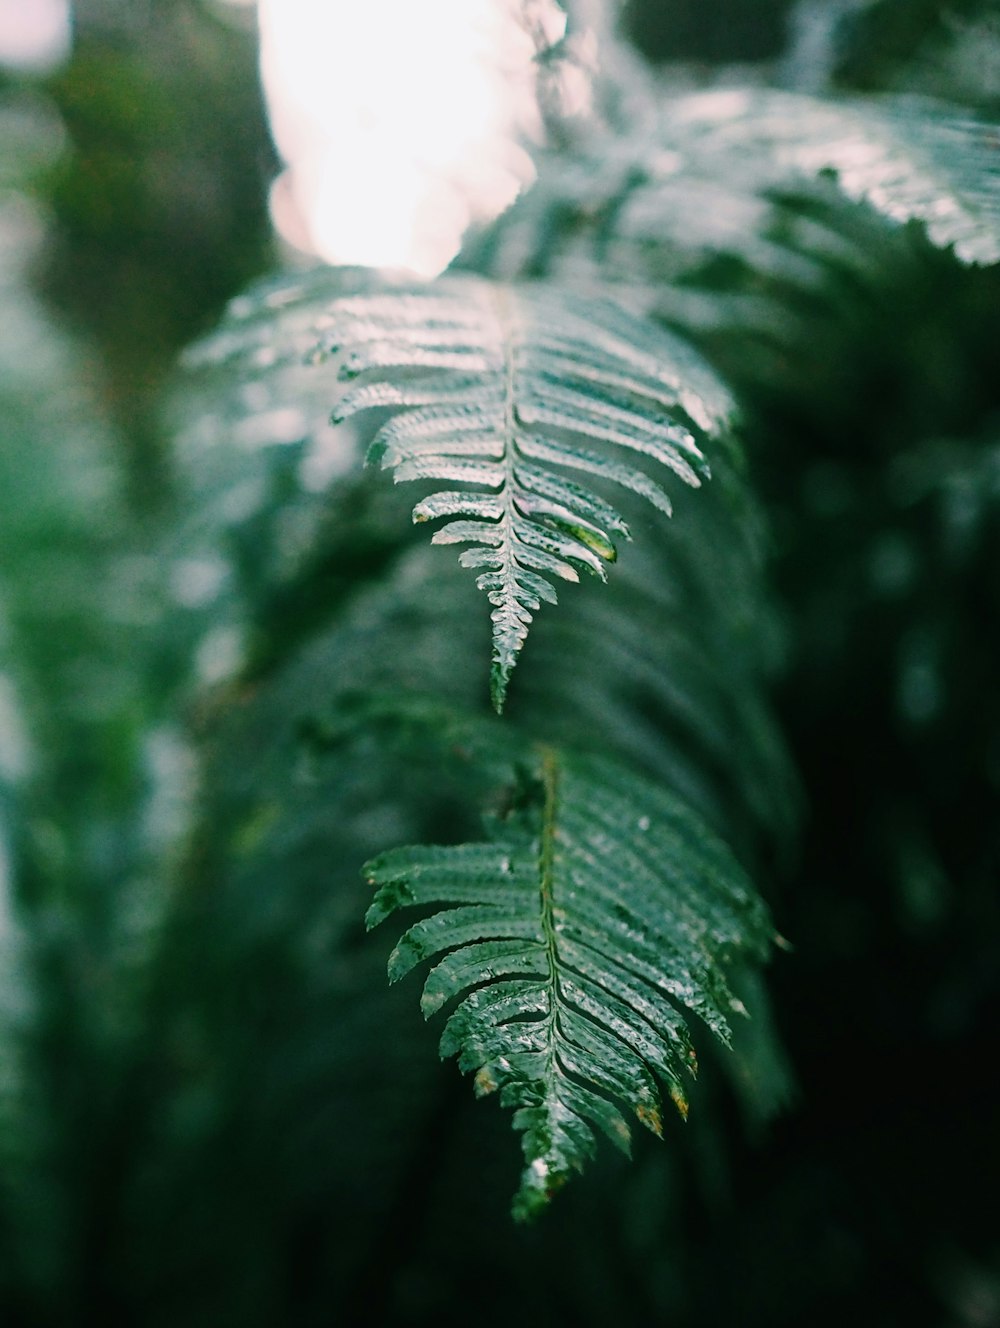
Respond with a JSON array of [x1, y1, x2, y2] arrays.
[[466, 92, 1000, 338], [318, 275, 734, 710], [364, 743, 774, 1219], [663, 89, 1000, 266]]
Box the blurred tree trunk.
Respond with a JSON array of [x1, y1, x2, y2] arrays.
[[38, 0, 275, 508]]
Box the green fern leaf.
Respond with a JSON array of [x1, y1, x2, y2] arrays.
[[364, 744, 774, 1219], [468, 93, 1000, 330], [665, 90, 1000, 265], [318, 275, 734, 710]]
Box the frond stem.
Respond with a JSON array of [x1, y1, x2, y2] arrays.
[[537, 745, 560, 981], [536, 746, 565, 1129], [490, 285, 524, 712]]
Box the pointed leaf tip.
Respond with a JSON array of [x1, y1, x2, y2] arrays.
[[474, 1065, 500, 1096], [490, 662, 511, 714], [636, 1101, 664, 1137], [512, 1159, 569, 1223]]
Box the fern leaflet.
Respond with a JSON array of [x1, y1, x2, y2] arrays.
[[470, 92, 1000, 319], [365, 743, 774, 1219], [663, 89, 1000, 265], [317, 275, 734, 710], [632, 89, 1000, 265]]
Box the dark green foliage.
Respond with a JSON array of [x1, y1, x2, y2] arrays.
[[834, 0, 1000, 103], [167, 241, 794, 1211], [624, 0, 795, 64], [72, 10, 1000, 1223], [1, 0, 999, 1322]]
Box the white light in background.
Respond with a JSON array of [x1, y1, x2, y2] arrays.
[[0, 0, 71, 72], [258, 0, 557, 276]]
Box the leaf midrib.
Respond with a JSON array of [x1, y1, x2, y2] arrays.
[[491, 285, 522, 712], [534, 746, 564, 1159]]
